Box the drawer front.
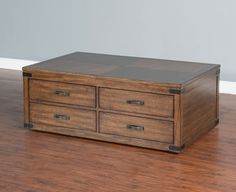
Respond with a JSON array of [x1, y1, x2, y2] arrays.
[[29, 80, 96, 107], [100, 112, 173, 143], [30, 103, 96, 131], [99, 88, 173, 117]]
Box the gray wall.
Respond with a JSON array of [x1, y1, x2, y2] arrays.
[[0, 0, 236, 81]]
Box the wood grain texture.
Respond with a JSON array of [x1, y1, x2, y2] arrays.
[[173, 94, 182, 146], [182, 70, 218, 146], [100, 112, 173, 143], [29, 79, 96, 107], [30, 103, 96, 131], [23, 76, 30, 124], [1, 69, 236, 192], [99, 88, 174, 117]]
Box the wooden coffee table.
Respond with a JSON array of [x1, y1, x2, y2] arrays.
[[23, 52, 220, 152]]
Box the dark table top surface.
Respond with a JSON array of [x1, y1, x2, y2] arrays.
[[25, 52, 220, 84]]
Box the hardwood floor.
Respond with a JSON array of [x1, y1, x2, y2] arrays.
[[0, 69, 236, 192]]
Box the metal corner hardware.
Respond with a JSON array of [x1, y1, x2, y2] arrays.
[[215, 118, 219, 124], [169, 88, 185, 95], [24, 123, 33, 129], [169, 144, 185, 152], [23, 72, 32, 77]]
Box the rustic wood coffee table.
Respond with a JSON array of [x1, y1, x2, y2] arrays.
[[23, 52, 220, 152]]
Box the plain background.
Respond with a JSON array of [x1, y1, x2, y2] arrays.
[[0, 0, 235, 81]]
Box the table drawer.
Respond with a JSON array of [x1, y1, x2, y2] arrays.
[[99, 88, 173, 117], [30, 103, 96, 131], [100, 112, 173, 143], [29, 80, 96, 107]]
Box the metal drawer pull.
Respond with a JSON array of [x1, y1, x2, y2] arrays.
[[127, 124, 144, 131], [54, 90, 70, 96], [126, 100, 144, 106], [54, 114, 70, 120]]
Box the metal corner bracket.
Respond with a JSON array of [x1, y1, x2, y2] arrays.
[[23, 72, 32, 77], [169, 144, 185, 152], [24, 123, 33, 129], [169, 88, 185, 95]]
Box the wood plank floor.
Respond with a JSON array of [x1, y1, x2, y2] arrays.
[[0, 69, 236, 192]]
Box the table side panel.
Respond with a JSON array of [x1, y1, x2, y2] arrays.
[[182, 68, 219, 146], [23, 76, 30, 125]]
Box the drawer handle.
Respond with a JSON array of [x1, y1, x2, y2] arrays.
[[127, 124, 144, 131], [126, 100, 144, 106], [54, 90, 70, 97], [54, 114, 70, 120]]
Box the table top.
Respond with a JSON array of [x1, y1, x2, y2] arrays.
[[25, 52, 220, 84]]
